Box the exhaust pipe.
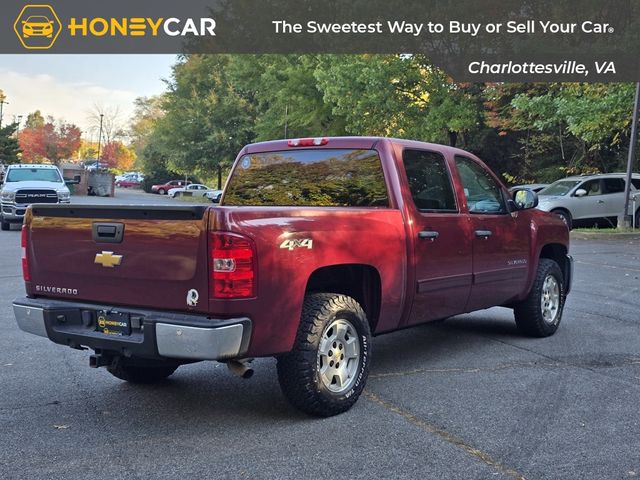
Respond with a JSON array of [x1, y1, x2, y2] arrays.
[[227, 359, 254, 379]]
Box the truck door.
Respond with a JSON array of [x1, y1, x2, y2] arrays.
[[400, 148, 473, 325], [453, 155, 530, 311]]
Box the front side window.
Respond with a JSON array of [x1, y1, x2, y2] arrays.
[[224, 149, 389, 207], [454, 156, 506, 214], [402, 149, 456, 212], [580, 179, 602, 196]]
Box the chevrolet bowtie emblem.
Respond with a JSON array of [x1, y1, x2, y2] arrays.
[[94, 251, 123, 268]]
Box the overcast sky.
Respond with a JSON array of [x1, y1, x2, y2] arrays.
[[0, 54, 176, 135]]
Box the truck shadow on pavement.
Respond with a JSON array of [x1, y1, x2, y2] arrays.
[[80, 311, 523, 423]]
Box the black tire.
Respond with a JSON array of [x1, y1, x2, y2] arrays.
[[514, 258, 565, 337], [1, 218, 9, 231], [277, 293, 371, 417], [635, 209, 640, 230], [106, 357, 178, 384], [158, 188, 166, 195], [552, 209, 572, 230]]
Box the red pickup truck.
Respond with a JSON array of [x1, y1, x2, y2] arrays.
[[13, 137, 572, 417]]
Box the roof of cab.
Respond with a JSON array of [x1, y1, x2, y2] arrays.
[[243, 136, 478, 158]]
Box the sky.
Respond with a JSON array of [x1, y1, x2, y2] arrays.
[[0, 54, 176, 136]]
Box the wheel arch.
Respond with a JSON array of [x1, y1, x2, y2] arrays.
[[539, 243, 570, 287], [305, 263, 382, 333]]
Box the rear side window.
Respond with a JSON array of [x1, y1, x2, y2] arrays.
[[632, 179, 640, 189], [402, 149, 456, 212], [224, 149, 389, 207], [603, 178, 625, 194]]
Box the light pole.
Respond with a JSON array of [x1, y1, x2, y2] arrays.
[[622, 82, 640, 228], [0, 99, 8, 129], [95, 113, 104, 170]]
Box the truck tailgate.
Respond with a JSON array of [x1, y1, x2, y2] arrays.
[[25, 205, 211, 313]]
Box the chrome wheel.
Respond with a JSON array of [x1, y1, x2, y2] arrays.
[[541, 275, 560, 324], [317, 318, 361, 394]]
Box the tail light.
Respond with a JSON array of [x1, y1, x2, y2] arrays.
[[21, 225, 30, 282], [288, 137, 328, 147], [210, 232, 256, 299]]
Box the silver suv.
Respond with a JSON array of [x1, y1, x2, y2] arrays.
[[1, 164, 70, 231], [537, 173, 640, 229]]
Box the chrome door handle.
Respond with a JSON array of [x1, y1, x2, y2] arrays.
[[475, 230, 492, 238], [597, 200, 605, 204], [418, 231, 439, 240]]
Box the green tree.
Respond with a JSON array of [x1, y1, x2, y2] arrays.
[[0, 122, 20, 165]]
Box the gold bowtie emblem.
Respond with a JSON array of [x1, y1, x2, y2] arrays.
[[94, 251, 123, 268]]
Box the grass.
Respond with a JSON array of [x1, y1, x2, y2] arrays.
[[573, 227, 639, 234], [172, 195, 211, 204]]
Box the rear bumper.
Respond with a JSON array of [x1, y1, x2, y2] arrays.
[[13, 297, 251, 361]]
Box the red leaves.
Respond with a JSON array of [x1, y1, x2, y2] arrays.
[[18, 121, 81, 164]]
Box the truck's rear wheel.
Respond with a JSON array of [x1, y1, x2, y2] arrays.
[[277, 293, 371, 417], [514, 258, 565, 337], [106, 357, 178, 384]]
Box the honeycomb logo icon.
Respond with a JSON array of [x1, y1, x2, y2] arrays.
[[14, 4, 62, 50]]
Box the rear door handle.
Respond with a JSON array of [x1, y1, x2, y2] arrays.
[[418, 231, 439, 240], [597, 200, 605, 204], [475, 230, 492, 238]]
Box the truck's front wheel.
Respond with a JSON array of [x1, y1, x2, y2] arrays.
[[0, 217, 10, 231], [106, 357, 179, 384], [277, 293, 371, 417], [514, 258, 565, 337]]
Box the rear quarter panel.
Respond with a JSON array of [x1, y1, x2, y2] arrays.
[[209, 207, 407, 356]]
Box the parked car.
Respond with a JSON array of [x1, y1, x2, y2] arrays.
[[114, 173, 142, 188], [13, 137, 572, 417], [1, 164, 70, 231], [509, 183, 548, 193], [151, 180, 191, 195], [205, 189, 223, 203], [168, 183, 213, 198], [537, 173, 640, 229]]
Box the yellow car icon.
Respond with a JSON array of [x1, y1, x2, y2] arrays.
[[22, 15, 54, 38]]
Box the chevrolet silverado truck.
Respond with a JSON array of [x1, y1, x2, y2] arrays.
[[1, 164, 70, 231], [13, 137, 573, 417]]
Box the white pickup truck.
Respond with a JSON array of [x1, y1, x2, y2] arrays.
[[1, 164, 71, 230]]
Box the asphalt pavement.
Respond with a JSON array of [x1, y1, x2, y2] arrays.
[[0, 192, 639, 479]]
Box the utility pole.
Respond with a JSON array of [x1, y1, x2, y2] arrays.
[[0, 99, 8, 129], [96, 113, 104, 170], [622, 82, 640, 229], [284, 104, 288, 139]]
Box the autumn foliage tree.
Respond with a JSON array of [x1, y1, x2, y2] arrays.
[[18, 116, 82, 165], [101, 141, 136, 170]]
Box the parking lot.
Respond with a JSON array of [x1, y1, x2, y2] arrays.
[[0, 192, 639, 479]]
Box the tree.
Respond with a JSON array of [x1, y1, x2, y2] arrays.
[[101, 141, 136, 170], [0, 122, 21, 165], [18, 118, 82, 164], [87, 104, 124, 146], [24, 110, 45, 129]]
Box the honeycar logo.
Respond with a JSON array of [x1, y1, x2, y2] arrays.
[[67, 16, 216, 38], [14, 4, 217, 50], [14, 4, 62, 50]]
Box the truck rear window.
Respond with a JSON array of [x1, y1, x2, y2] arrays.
[[224, 149, 389, 207]]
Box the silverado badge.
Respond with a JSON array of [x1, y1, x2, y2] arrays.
[[94, 251, 123, 268]]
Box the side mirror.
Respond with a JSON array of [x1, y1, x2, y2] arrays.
[[512, 188, 539, 210], [574, 188, 587, 197]]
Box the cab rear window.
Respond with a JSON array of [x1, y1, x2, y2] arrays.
[[223, 149, 389, 207]]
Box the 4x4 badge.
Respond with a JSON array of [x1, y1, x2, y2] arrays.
[[94, 251, 123, 268]]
